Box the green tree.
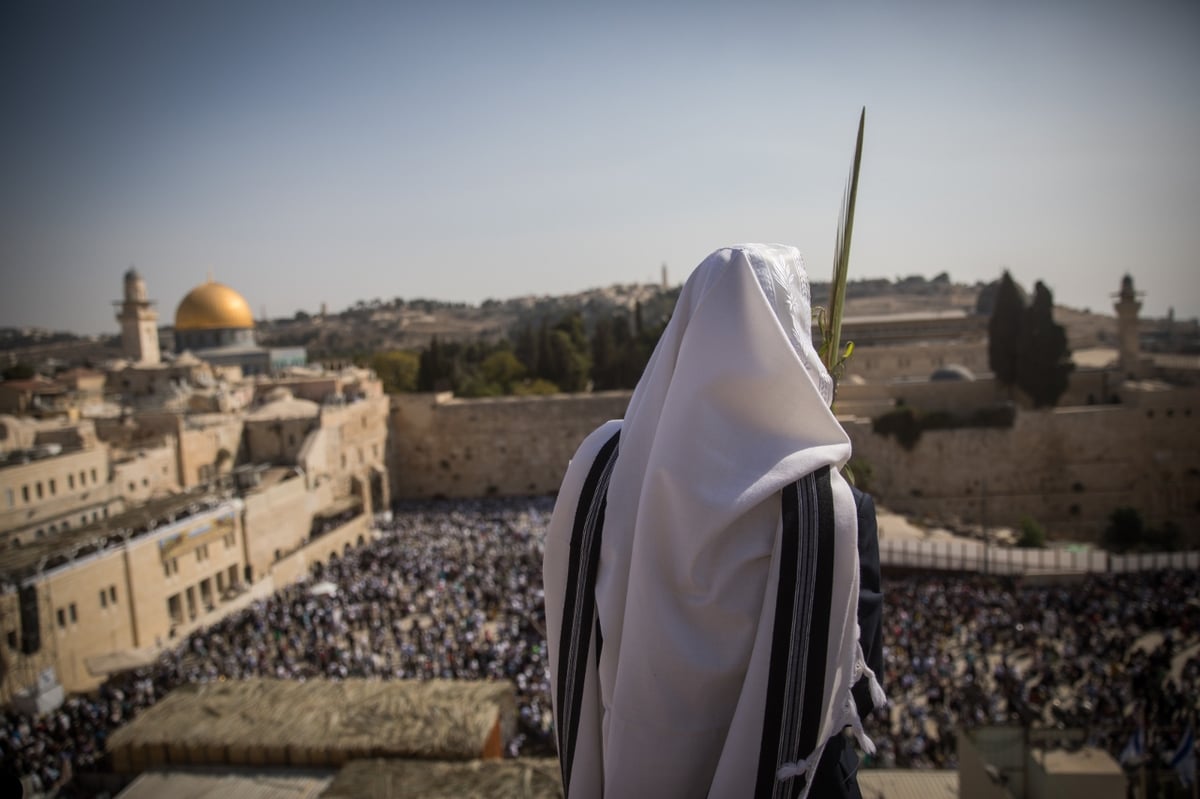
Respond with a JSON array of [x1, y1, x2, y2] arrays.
[[2, 363, 36, 381], [541, 313, 591, 392], [418, 336, 448, 392], [987, 271, 1025, 387], [479, 349, 526, 393], [1016, 516, 1047, 548], [1016, 282, 1073, 407], [1103, 507, 1144, 553], [513, 323, 540, 377], [590, 316, 619, 390], [369, 350, 420, 393], [544, 330, 590, 392]]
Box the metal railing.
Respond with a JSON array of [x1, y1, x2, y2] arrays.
[[879, 537, 1198, 575]]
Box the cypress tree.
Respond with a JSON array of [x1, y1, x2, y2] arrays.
[[987, 271, 1025, 387], [1016, 281, 1073, 407]]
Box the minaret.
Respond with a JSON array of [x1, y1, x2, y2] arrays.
[[115, 268, 160, 364], [1113, 274, 1142, 379], [661, 262, 668, 290]]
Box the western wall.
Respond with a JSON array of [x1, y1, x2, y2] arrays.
[[389, 391, 630, 500], [388, 383, 1200, 542]]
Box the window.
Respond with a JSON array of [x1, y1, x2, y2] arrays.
[[68, 474, 75, 490], [100, 590, 108, 608], [110, 586, 117, 603], [22, 485, 29, 502], [80, 470, 87, 486], [4, 488, 12, 508], [36, 482, 43, 499], [91, 468, 98, 483], [49, 478, 56, 495], [142, 477, 149, 487], [5, 631, 16, 649], [57, 609, 66, 628], [168, 594, 183, 625], [68, 604, 77, 623]]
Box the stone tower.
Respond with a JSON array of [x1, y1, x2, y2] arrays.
[[116, 268, 160, 364], [1113, 274, 1142, 379]]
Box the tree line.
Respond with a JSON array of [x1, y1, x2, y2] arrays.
[[364, 304, 668, 397], [987, 271, 1073, 407]]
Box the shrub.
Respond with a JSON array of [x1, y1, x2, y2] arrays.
[[1016, 516, 1047, 548]]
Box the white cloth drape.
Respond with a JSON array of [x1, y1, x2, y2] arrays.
[[544, 245, 878, 799]]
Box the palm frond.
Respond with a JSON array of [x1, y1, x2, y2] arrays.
[[819, 107, 865, 387]]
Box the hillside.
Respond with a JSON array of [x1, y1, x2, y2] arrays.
[[1, 273, 1150, 367]]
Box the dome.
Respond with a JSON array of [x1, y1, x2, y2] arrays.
[[930, 364, 976, 382], [175, 281, 254, 331]]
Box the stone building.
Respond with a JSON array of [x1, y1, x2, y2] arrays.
[[0, 272, 388, 706], [0, 419, 120, 549], [114, 268, 160, 366]]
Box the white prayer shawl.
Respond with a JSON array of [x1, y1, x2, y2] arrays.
[[544, 244, 882, 799]]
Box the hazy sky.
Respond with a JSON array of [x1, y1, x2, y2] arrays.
[[2, 0, 1197, 335]]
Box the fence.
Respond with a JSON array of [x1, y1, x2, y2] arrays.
[[879, 537, 1198, 575]]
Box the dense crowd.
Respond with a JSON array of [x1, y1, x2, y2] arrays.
[[873, 569, 1200, 769], [1, 497, 1197, 792]]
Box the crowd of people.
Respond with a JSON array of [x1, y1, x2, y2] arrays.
[[873, 569, 1199, 769], [1, 497, 1197, 791]]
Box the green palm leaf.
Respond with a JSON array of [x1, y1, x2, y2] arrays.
[[819, 107, 865, 387]]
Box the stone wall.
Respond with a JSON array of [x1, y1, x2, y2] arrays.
[[269, 514, 371, 587], [387, 384, 1197, 544], [389, 392, 631, 499], [846, 390, 1200, 539], [241, 475, 317, 582]]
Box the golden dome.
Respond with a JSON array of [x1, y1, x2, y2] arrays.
[[175, 281, 254, 331]]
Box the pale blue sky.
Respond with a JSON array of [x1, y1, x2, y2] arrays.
[[2, 0, 1197, 334]]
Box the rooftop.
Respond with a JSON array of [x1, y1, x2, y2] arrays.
[[108, 679, 516, 769], [0, 490, 232, 585], [857, 769, 958, 799]]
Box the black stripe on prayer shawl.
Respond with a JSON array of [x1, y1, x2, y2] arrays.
[[555, 430, 619, 797], [755, 466, 835, 799]]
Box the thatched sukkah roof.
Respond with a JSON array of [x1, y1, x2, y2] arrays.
[[107, 679, 516, 771], [320, 758, 563, 799]]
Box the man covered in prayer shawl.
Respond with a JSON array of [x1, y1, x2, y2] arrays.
[[544, 244, 885, 799]]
